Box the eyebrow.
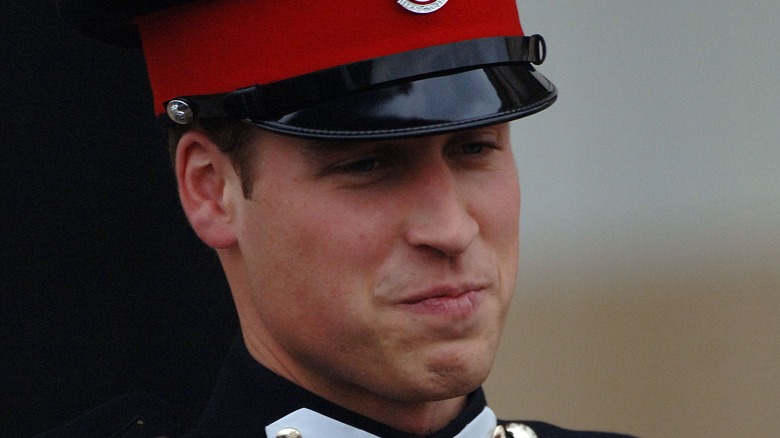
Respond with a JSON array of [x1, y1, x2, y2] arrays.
[[301, 140, 364, 153], [298, 139, 399, 161]]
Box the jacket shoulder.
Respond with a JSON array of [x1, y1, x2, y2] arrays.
[[34, 392, 175, 438]]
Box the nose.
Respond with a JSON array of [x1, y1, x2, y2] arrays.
[[403, 160, 479, 258]]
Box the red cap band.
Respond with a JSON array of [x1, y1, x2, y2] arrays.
[[136, 0, 525, 115]]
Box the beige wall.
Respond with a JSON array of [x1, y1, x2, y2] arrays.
[[487, 252, 779, 436], [486, 2, 780, 437]]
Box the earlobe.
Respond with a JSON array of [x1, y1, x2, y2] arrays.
[[176, 130, 239, 249]]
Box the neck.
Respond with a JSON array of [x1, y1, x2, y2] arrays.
[[242, 332, 469, 435], [318, 388, 468, 436]]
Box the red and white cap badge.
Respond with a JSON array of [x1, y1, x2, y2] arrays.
[[397, 0, 448, 14]]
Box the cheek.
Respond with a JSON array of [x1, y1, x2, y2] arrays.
[[242, 195, 393, 313], [473, 171, 520, 243], [244, 206, 392, 364], [471, 171, 521, 293]]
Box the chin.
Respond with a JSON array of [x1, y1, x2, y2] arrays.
[[419, 346, 496, 398], [417, 373, 488, 402]]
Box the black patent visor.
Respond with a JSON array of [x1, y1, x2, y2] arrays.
[[163, 35, 557, 140]]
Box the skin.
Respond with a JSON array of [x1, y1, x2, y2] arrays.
[[176, 123, 520, 435]]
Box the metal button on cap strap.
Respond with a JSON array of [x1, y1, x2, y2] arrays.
[[276, 427, 303, 438], [166, 99, 194, 125], [492, 423, 538, 438]]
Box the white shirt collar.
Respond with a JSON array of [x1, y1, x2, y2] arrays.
[[265, 406, 498, 438]]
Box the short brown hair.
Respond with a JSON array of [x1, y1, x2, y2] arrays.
[[168, 118, 259, 198]]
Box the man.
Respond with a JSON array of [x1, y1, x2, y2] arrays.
[[49, 0, 633, 437]]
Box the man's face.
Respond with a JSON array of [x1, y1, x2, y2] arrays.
[[226, 123, 519, 408]]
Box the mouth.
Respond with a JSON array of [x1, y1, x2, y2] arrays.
[[397, 284, 488, 319]]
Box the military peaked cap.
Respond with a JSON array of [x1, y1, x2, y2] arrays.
[[58, 0, 556, 140]]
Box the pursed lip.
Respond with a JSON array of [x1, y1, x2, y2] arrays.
[[398, 282, 489, 305], [395, 282, 490, 319]]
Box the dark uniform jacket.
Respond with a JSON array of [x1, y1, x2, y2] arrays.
[[38, 340, 635, 438]]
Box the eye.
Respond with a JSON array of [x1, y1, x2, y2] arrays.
[[448, 140, 501, 159], [332, 156, 384, 174], [442, 138, 506, 171], [460, 142, 491, 155]]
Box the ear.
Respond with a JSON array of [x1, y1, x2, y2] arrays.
[[175, 129, 240, 249]]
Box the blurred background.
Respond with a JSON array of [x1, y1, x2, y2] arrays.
[[486, 2, 780, 437], [2, 1, 777, 437], [2, 1, 237, 435]]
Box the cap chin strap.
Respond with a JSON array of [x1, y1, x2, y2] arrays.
[[163, 35, 546, 126]]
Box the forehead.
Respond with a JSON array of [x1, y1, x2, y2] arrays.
[[273, 124, 511, 154]]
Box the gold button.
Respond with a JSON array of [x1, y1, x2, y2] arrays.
[[276, 427, 302, 438]]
